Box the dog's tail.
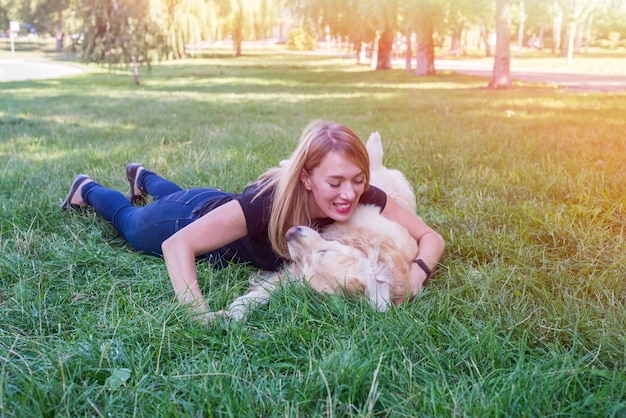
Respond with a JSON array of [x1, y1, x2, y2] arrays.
[[366, 132, 384, 170]]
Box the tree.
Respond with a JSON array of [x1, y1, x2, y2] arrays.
[[110, 0, 140, 84], [413, 1, 438, 76], [446, 7, 466, 55], [80, 0, 163, 84], [440, 0, 495, 57], [342, 0, 398, 70], [594, 0, 626, 43], [514, 0, 552, 52], [400, 0, 440, 75], [0, 1, 13, 29], [51, 0, 70, 51], [0, 0, 20, 30], [286, 0, 397, 70], [233, 0, 244, 57], [561, 0, 600, 65], [345, 0, 376, 65], [214, 0, 285, 57], [376, 25, 394, 69], [18, 0, 70, 51], [149, 0, 218, 60], [516, 0, 525, 57], [488, 0, 512, 89]]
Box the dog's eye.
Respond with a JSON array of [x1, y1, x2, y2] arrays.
[[314, 249, 330, 258]]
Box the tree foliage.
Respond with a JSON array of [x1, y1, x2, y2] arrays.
[[3, 0, 626, 77], [0, 0, 20, 30], [286, 24, 316, 50], [80, 0, 163, 69]]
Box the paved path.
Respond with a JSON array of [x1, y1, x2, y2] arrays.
[[0, 59, 83, 82], [434, 59, 626, 92]]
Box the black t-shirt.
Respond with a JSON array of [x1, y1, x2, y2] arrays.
[[203, 182, 388, 271]]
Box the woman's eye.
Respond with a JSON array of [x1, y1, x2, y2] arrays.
[[328, 182, 340, 188]]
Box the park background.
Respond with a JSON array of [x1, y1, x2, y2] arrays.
[[2, 0, 626, 416], [2, 0, 626, 81]]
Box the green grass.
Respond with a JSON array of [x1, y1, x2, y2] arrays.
[[1, 50, 625, 417]]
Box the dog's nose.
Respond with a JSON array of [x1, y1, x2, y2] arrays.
[[286, 226, 302, 240]]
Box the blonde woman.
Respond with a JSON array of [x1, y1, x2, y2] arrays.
[[62, 120, 445, 321]]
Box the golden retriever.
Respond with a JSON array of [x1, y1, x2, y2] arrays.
[[208, 133, 418, 321]]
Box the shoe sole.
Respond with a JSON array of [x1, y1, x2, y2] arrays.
[[61, 174, 90, 210], [126, 163, 146, 205]]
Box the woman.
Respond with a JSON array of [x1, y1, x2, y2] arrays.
[[62, 120, 445, 322]]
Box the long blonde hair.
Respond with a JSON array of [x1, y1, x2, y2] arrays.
[[256, 120, 371, 259]]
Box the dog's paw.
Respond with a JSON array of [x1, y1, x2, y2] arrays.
[[205, 310, 233, 321]]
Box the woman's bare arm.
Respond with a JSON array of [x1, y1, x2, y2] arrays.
[[381, 197, 445, 292], [161, 200, 248, 321]]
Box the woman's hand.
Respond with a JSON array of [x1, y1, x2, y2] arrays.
[[408, 259, 430, 295]]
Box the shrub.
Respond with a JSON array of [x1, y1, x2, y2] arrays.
[[286, 25, 317, 51]]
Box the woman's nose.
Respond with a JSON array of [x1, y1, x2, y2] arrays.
[[340, 183, 355, 200]]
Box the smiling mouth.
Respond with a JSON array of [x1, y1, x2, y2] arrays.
[[334, 202, 352, 213]]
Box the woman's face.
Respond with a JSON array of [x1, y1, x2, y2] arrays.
[[300, 151, 366, 222]]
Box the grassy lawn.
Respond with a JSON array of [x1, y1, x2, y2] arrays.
[[1, 51, 625, 417]]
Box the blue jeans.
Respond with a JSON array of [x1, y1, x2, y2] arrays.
[[81, 170, 233, 257]]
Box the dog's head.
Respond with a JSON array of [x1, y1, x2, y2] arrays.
[[286, 224, 410, 311], [319, 205, 419, 308], [286, 225, 369, 296]]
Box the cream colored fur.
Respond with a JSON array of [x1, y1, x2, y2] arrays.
[[208, 133, 417, 321], [366, 132, 416, 213]]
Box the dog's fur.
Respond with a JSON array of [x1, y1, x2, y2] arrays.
[[208, 133, 417, 321], [366, 133, 416, 213]]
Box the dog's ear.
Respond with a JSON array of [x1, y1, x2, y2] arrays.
[[343, 276, 366, 295], [284, 262, 302, 277], [365, 269, 391, 312]]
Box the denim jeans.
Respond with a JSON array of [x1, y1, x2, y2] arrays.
[[81, 170, 233, 257]]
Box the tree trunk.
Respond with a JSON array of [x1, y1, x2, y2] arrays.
[[371, 31, 379, 69], [356, 40, 366, 65], [552, 12, 562, 54], [559, 13, 569, 57], [234, 0, 243, 57], [55, 10, 64, 51], [405, 30, 413, 72], [449, 26, 464, 56], [376, 26, 393, 70], [517, 0, 525, 57], [488, 0, 512, 89], [479, 18, 492, 57], [235, 39, 242, 57], [130, 46, 140, 85], [566, 21, 576, 65], [583, 14, 593, 53], [415, 15, 435, 76], [111, 0, 141, 85]]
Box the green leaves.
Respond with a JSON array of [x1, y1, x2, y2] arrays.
[[105, 368, 131, 389]]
